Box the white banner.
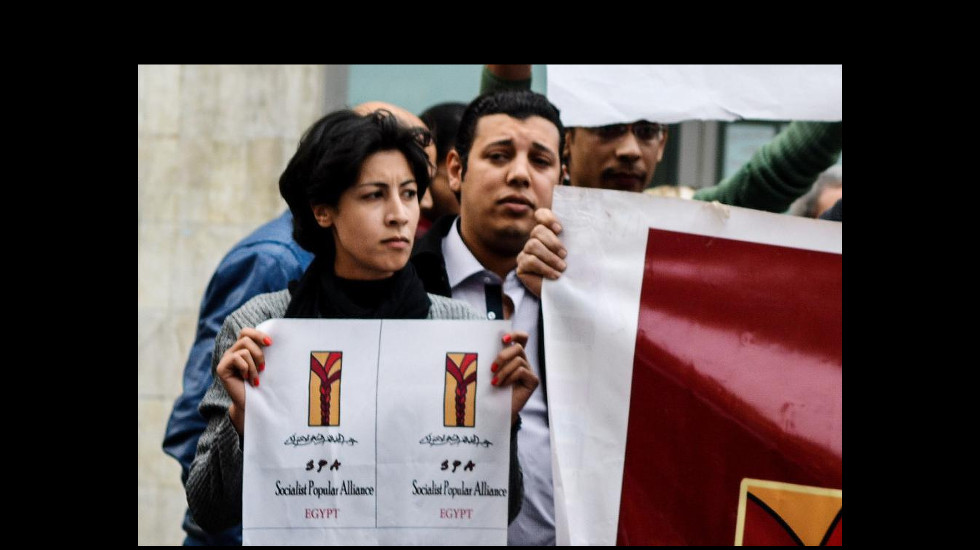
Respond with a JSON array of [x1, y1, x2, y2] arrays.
[[543, 186, 842, 545], [243, 319, 512, 545], [547, 65, 842, 125]]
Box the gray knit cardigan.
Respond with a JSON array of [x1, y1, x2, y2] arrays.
[[185, 290, 523, 531]]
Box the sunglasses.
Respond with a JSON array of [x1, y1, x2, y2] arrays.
[[590, 121, 665, 141]]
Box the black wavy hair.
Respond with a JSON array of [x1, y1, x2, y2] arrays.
[[279, 109, 432, 256]]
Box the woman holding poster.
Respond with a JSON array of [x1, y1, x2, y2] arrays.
[[186, 109, 537, 533]]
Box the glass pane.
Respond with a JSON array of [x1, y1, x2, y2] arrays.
[[722, 123, 778, 179]]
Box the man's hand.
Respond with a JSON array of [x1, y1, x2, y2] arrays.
[[517, 208, 567, 297], [487, 64, 532, 81]]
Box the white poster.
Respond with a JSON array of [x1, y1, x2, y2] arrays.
[[243, 319, 513, 545], [547, 65, 842, 125], [543, 186, 842, 545]]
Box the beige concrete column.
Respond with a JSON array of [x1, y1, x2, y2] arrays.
[[138, 64, 346, 544]]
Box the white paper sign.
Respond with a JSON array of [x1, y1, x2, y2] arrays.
[[547, 65, 842, 125], [243, 319, 512, 545]]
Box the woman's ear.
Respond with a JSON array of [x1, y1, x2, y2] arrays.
[[312, 204, 333, 228]]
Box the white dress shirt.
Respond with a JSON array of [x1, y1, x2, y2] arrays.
[[442, 219, 555, 545]]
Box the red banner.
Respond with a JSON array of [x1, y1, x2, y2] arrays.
[[543, 188, 842, 545], [617, 229, 842, 545]]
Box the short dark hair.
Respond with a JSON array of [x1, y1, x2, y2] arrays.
[[420, 102, 467, 164], [279, 109, 432, 256], [454, 90, 564, 178]]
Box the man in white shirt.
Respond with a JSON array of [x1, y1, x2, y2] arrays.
[[411, 90, 565, 545]]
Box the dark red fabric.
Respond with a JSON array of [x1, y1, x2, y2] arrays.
[[617, 229, 842, 545], [823, 514, 842, 546]]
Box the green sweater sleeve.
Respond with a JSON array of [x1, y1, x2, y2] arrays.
[[480, 66, 532, 95], [693, 121, 842, 213]]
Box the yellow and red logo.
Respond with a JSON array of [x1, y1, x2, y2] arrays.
[[309, 351, 342, 426], [735, 478, 841, 546], [444, 353, 477, 427]]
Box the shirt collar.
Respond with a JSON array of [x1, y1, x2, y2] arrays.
[[442, 218, 500, 289]]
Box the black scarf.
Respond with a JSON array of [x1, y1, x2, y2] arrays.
[[284, 254, 431, 320]]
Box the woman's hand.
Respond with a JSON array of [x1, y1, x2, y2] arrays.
[[491, 331, 539, 425], [215, 328, 272, 435]]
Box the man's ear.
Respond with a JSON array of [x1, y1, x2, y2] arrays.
[[447, 149, 463, 194], [311, 204, 333, 228], [563, 128, 574, 163], [657, 127, 668, 162]]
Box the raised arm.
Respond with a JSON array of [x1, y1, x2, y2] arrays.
[[693, 121, 843, 213], [481, 64, 533, 95]]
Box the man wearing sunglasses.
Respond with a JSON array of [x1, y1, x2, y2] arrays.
[[563, 120, 668, 193]]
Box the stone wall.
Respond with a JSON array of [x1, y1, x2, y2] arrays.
[[138, 64, 346, 544]]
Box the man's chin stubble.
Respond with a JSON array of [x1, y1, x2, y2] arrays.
[[486, 225, 530, 257]]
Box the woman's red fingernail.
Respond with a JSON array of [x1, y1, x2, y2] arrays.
[[491, 363, 498, 373], [258, 363, 265, 372], [263, 337, 272, 346], [492, 376, 498, 385], [254, 377, 260, 387], [502, 334, 512, 344]]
